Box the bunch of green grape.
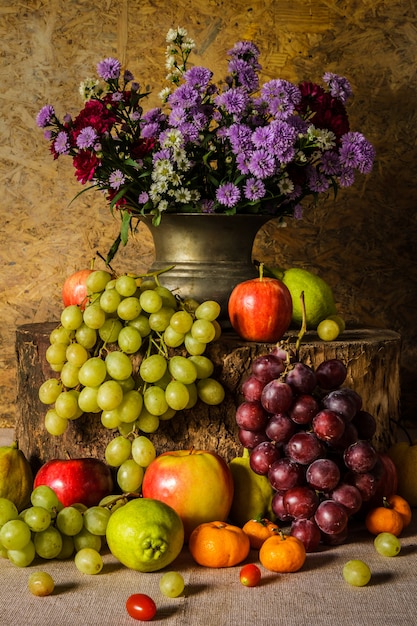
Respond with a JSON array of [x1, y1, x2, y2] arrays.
[[38, 270, 225, 492], [0, 487, 124, 573]]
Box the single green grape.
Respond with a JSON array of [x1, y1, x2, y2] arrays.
[[83, 303, 106, 330], [8, 541, 36, 567], [144, 386, 169, 416], [139, 289, 163, 313], [184, 332, 206, 356], [117, 389, 143, 424], [140, 354, 168, 383], [105, 351, 133, 381], [57, 534, 75, 559], [65, 342, 89, 367], [165, 380, 189, 411], [191, 319, 216, 343], [188, 355, 214, 379], [96, 380, 124, 411], [44, 409, 69, 436], [99, 288, 122, 313], [148, 306, 175, 332], [117, 326, 142, 353], [98, 318, 123, 343], [31, 485, 63, 514], [117, 296, 142, 321], [34, 526, 63, 559], [163, 325, 185, 348], [23, 506, 51, 533], [159, 571, 185, 598], [61, 305, 84, 331], [169, 310, 193, 334], [117, 459, 144, 493], [317, 318, 340, 341], [327, 314, 346, 332], [0, 519, 31, 550], [75, 324, 97, 349], [73, 527, 102, 553], [342, 559, 371, 586], [78, 357, 107, 387], [105, 436, 132, 467], [128, 314, 151, 337], [131, 436, 157, 468], [155, 285, 178, 308], [115, 274, 138, 297], [0, 498, 19, 526], [45, 342, 67, 366], [374, 532, 401, 557], [49, 326, 74, 345], [196, 378, 225, 405], [86, 270, 112, 294], [101, 408, 121, 430], [56, 506, 84, 536], [38, 378, 62, 405], [136, 408, 160, 433], [168, 355, 197, 384], [195, 300, 221, 321], [28, 571, 55, 596], [78, 386, 101, 413], [54, 390, 80, 419], [83, 506, 111, 536], [74, 547, 103, 575], [59, 362, 81, 389]]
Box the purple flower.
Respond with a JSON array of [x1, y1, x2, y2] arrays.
[[227, 123, 253, 152], [183, 66, 213, 91], [339, 132, 375, 174], [216, 182, 241, 207], [339, 168, 355, 187], [96, 58, 122, 80], [215, 88, 249, 115], [138, 191, 149, 204], [321, 151, 340, 175], [307, 167, 330, 193], [227, 58, 259, 92], [36, 105, 55, 127], [201, 199, 215, 213], [293, 204, 303, 219], [54, 131, 70, 155], [323, 73, 353, 104], [109, 169, 125, 190], [168, 83, 200, 108], [123, 69, 135, 83], [248, 148, 276, 179], [244, 177, 266, 201], [76, 126, 97, 149], [261, 79, 301, 118]]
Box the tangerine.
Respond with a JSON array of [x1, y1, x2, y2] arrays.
[[188, 521, 250, 568]]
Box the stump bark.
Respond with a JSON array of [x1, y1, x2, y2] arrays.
[[15, 323, 401, 472]]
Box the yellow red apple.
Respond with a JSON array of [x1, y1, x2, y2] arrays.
[[141, 449, 234, 541], [228, 274, 292, 342], [62, 268, 94, 310]]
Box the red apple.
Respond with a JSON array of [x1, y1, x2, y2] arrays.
[[141, 449, 234, 541], [62, 269, 95, 310], [33, 458, 114, 507], [228, 275, 293, 342]]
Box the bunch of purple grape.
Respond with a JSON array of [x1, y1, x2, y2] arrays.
[[236, 347, 384, 551]]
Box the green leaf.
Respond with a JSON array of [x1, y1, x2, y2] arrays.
[[120, 210, 132, 245]]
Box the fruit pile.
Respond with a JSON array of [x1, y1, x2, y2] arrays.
[[38, 269, 225, 493], [235, 346, 396, 550]]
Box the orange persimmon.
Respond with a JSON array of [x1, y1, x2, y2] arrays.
[[259, 532, 306, 573], [242, 517, 279, 550], [188, 521, 250, 568]]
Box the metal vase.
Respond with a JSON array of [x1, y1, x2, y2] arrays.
[[141, 213, 272, 323]]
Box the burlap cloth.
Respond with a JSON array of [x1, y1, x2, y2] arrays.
[[1, 512, 416, 626]]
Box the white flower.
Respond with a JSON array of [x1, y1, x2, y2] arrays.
[[278, 176, 294, 194], [173, 187, 192, 203]]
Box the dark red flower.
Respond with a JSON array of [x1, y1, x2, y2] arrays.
[[73, 151, 101, 184], [131, 137, 156, 159], [297, 81, 349, 139], [72, 100, 117, 136]]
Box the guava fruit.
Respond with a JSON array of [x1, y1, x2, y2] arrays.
[[268, 267, 337, 329], [106, 497, 184, 572], [0, 442, 33, 511]]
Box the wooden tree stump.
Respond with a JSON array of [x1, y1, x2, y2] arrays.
[[15, 323, 401, 472]]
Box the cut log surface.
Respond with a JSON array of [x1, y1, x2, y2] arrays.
[[15, 323, 401, 471]]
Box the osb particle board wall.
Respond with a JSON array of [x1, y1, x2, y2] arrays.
[[1, 0, 416, 427]]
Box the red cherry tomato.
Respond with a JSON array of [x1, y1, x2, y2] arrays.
[[239, 563, 262, 587], [126, 594, 157, 621]]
